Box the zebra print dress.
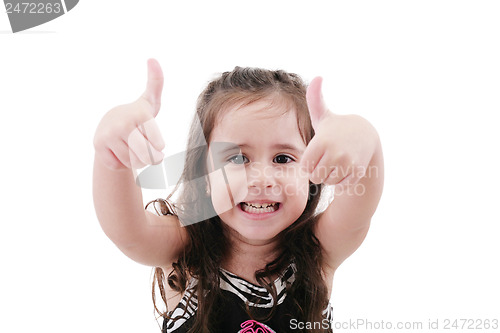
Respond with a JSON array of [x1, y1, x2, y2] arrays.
[[162, 262, 334, 332]]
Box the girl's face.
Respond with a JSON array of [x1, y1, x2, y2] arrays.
[[207, 99, 310, 245]]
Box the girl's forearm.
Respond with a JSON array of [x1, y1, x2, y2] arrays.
[[92, 152, 149, 248]]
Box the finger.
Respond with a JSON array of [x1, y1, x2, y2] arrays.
[[324, 161, 358, 186], [339, 164, 365, 186], [306, 76, 329, 131], [323, 166, 349, 186], [127, 127, 164, 166], [309, 154, 336, 184], [337, 173, 355, 186], [137, 118, 165, 152], [142, 58, 164, 117], [106, 141, 132, 169], [300, 135, 324, 175], [97, 147, 128, 170], [129, 147, 147, 170]]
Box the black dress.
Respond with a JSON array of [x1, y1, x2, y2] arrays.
[[162, 262, 333, 332]]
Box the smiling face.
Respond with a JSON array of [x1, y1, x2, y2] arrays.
[[206, 98, 310, 245]]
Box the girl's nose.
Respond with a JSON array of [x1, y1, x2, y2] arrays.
[[247, 162, 276, 188]]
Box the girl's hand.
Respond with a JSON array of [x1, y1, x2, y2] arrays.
[[93, 59, 165, 170], [301, 77, 379, 188], [304, 77, 383, 270]]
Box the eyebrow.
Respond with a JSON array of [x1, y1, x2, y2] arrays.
[[213, 142, 304, 155]]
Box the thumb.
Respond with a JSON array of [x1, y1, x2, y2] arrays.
[[306, 76, 329, 130], [142, 58, 164, 117]]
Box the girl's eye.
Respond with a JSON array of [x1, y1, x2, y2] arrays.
[[228, 154, 248, 164], [274, 154, 294, 164]]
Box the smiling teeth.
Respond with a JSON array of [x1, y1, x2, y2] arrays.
[[241, 202, 279, 214]]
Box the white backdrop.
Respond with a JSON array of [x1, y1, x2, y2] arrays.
[[1, 1, 499, 332]]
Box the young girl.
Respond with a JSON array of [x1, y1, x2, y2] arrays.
[[93, 59, 384, 332]]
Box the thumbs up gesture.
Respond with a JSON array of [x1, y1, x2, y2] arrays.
[[301, 77, 379, 188], [94, 59, 166, 170]]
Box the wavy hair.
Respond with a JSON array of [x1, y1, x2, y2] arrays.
[[151, 67, 331, 332]]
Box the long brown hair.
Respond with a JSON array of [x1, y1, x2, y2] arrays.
[[152, 67, 330, 332]]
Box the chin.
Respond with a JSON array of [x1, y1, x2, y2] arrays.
[[224, 219, 292, 245]]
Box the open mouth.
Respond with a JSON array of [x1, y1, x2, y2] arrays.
[[239, 202, 280, 214]]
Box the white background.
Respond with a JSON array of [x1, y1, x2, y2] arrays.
[[1, 1, 499, 332]]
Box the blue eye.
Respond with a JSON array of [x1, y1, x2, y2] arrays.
[[274, 155, 294, 164], [228, 154, 248, 164]]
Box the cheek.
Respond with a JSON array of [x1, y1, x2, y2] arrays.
[[224, 165, 249, 204], [290, 180, 310, 219], [208, 165, 248, 215], [282, 174, 310, 218], [280, 168, 310, 200]]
